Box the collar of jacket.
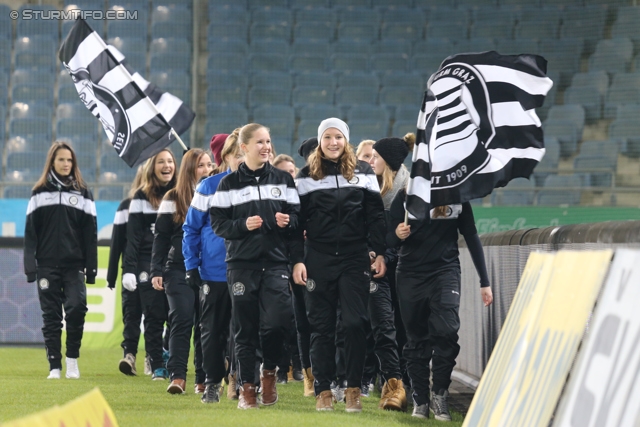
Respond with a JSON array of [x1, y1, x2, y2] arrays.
[[320, 157, 341, 174], [238, 161, 273, 182]]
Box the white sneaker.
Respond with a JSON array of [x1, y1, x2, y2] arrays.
[[47, 368, 61, 379], [144, 355, 152, 375], [65, 357, 80, 379]]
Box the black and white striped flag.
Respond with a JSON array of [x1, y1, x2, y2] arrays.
[[59, 19, 194, 167], [405, 51, 553, 220]]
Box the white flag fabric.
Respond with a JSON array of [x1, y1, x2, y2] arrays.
[[59, 19, 194, 167], [405, 51, 554, 220]]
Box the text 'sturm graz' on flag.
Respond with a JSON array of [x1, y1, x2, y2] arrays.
[[406, 51, 554, 220], [59, 19, 194, 167]]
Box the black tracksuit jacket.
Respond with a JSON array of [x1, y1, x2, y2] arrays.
[[107, 198, 130, 289], [209, 161, 300, 270], [150, 192, 185, 278], [24, 176, 98, 282]]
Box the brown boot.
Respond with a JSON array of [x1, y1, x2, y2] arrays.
[[227, 373, 238, 400], [238, 383, 259, 409], [260, 368, 278, 405], [315, 390, 335, 411], [194, 383, 205, 394], [379, 378, 407, 412], [303, 367, 315, 397], [166, 379, 186, 394], [345, 387, 362, 413]]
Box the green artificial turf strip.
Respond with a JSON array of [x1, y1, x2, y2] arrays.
[[0, 347, 464, 426]]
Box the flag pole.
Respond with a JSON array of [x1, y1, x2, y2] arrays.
[[404, 209, 409, 226], [171, 128, 188, 151]]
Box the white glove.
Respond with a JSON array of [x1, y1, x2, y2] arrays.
[[122, 273, 137, 292]]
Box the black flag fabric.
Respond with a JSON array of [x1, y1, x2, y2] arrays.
[[59, 19, 184, 167], [405, 51, 554, 220]]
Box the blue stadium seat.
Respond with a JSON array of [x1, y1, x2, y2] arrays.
[[209, 0, 247, 9], [250, 39, 290, 56], [152, 22, 192, 41], [292, 86, 334, 106], [249, 0, 288, 8], [332, 40, 373, 55], [294, 7, 336, 25], [289, 54, 328, 72], [610, 119, 640, 157], [294, 72, 336, 90], [9, 103, 53, 120], [0, 5, 12, 40], [57, 103, 94, 121], [9, 117, 51, 142], [410, 53, 446, 75], [376, 39, 412, 55], [515, 20, 558, 40], [547, 104, 585, 127], [153, 0, 192, 9], [570, 71, 609, 97], [373, 0, 412, 7], [428, 7, 469, 26], [379, 87, 421, 106], [98, 187, 126, 201], [456, 38, 496, 54], [56, 117, 98, 140], [491, 177, 535, 206], [337, 7, 380, 25], [6, 151, 48, 176], [203, 117, 243, 146], [391, 120, 415, 140], [252, 104, 295, 124], [207, 71, 248, 92], [208, 38, 248, 54], [335, 87, 378, 107], [207, 86, 247, 106], [150, 52, 192, 72], [495, 38, 538, 55], [149, 70, 191, 95], [249, 87, 291, 105], [250, 22, 292, 42], [611, 6, 640, 51], [604, 73, 640, 119], [296, 119, 322, 143], [249, 53, 289, 72], [537, 175, 582, 206], [251, 6, 292, 25], [3, 186, 35, 199], [292, 40, 330, 56], [297, 104, 341, 121], [5, 135, 50, 153], [0, 40, 11, 74], [100, 152, 136, 182], [251, 72, 293, 90], [380, 7, 425, 26], [207, 22, 247, 43], [394, 104, 419, 122], [588, 38, 634, 74], [543, 118, 583, 158], [413, 39, 454, 57], [290, 0, 331, 8], [616, 105, 640, 122], [347, 105, 389, 123], [380, 72, 423, 91], [150, 38, 191, 56], [337, 23, 379, 43], [151, 5, 192, 25], [381, 23, 423, 41], [331, 53, 369, 73], [561, 18, 605, 53], [338, 72, 379, 90], [470, 21, 512, 40], [75, 154, 97, 182], [371, 53, 408, 75], [57, 83, 81, 104], [11, 84, 54, 105], [107, 20, 148, 41], [109, 37, 147, 59], [337, 0, 372, 7], [294, 22, 335, 42], [209, 5, 248, 24], [262, 118, 294, 145], [207, 53, 248, 71], [533, 137, 560, 186], [347, 120, 388, 143], [205, 102, 248, 122], [564, 86, 603, 122], [11, 69, 55, 87], [16, 6, 59, 40]]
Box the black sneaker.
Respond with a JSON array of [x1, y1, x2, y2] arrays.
[[201, 383, 221, 404], [412, 402, 429, 419], [276, 369, 288, 384], [430, 390, 451, 421], [360, 383, 370, 397], [292, 369, 304, 382]]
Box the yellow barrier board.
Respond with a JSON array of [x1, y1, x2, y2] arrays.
[[462, 250, 613, 427], [2, 388, 118, 427]]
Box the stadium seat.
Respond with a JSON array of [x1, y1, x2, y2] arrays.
[[16, 7, 59, 40], [337, 23, 379, 43], [410, 53, 446, 76], [470, 21, 513, 40], [394, 104, 419, 122], [0, 5, 11, 40], [3, 186, 34, 199], [251, 72, 293, 89], [6, 151, 48, 177], [337, 0, 372, 7], [98, 187, 126, 201], [338, 72, 379, 90], [616, 105, 640, 122], [208, 38, 248, 55], [380, 7, 426, 26], [574, 141, 618, 187], [58, 83, 81, 104], [588, 38, 634, 74], [149, 70, 191, 94], [515, 20, 558, 40], [532, 137, 560, 186], [0, 40, 11, 74], [150, 38, 191, 57], [205, 103, 248, 123], [207, 22, 248, 43], [560, 18, 605, 53], [331, 54, 369, 73], [294, 72, 336, 90], [289, 54, 328, 72], [297, 104, 341, 121], [332, 40, 373, 56], [381, 73, 423, 91], [249, 54, 289, 72], [610, 119, 640, 157], [537, 175, 582, 206], [413, 39, 454, 58], [250, 22, 292, 42], [11, 84, 54, 106], [611, 6, 640, 51], [56, 117, 98, 140], [370, 53, 408, 75], [5, 135, 51, 154], [391, 121, 415, 140], [250, 39, 290, 56], [337, 7, 380, 25], [495, 38, 538, 56], [381, 23, 423, 42], [376, 40, 412, 56], [456, 38, 496, 54], [208, 5, 248, 24], [335, 87, 378, 107], [544, 119, 582, 158], [296, 119, 322, 143], [207, 86, 247, 106], [292, 40, 330, 56], [151, 5, 192, 25], [379, 87, 422, 106], [207, 72, 247, 94], [252, 105, 295, 125], [100, 152, 136, 182], [290, 0, 331, 8], [9, 103, 53, 120], [491, 177, 535, 206], [109, 37, 147, 59], [346, 105, 389, 123], [9, 117, 51, 141], [292, 86, 334, 106], [603, 73, 640, 119], [249, 87, 291, 105], [428, 7, 469, 27], [150, 52, 192, 72], [564, 86, 603, 122], [107, 20, 148, 41], [203, 117, 245, 143], [57, 103, 95, 121], [207, 53, 248, 72], [251, 6, 292, 26], [426, 22, 468, 42], [294, 7, 336, 25], [347, 120, 389, 143]]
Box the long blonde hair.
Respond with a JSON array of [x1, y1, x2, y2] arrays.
[[33, 141, 86, 191], [165, 149, 207, 223], [128, 163, 147, 198], [214, 128, 242, 174], [308, 140, 357, 182], [356, 140, 374, 159], [140, 148, 177, 209]]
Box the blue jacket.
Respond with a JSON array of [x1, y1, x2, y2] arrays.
[[182, 170, 229, 282]]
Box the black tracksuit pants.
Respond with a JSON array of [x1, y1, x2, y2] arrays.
[[291, 282, 311, 369], [228, 267, 293, 385], [121, 285, 143, 357], [165, 269, 205, 383], [199, 280, 232, 386], [396, 266, 461, 406], [304, 247, 370, 394], [368, 278, 402, 382], [136, 260, 169, 372], [37, 267, 87, 370]]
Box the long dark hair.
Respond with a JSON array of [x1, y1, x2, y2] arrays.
[[140, 148, 177, 209], [165, 149, 208, 223], [33, 141, 86, 191]]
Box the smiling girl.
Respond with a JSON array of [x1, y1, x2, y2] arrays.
[[122, 148, 176, 380]]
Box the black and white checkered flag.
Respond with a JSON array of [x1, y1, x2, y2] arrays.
[[405, 51, 553, 220], [59, 19, 194, 167]]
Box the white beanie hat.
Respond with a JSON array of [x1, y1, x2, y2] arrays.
[[318, 117, 350, 142]]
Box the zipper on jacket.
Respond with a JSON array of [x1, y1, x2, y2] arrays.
[[334, 173, 341, 256]]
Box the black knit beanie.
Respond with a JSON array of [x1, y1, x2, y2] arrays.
[[298, 137, 318, 161], [372, 137, 410, 172]]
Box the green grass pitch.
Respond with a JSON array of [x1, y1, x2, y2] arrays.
[[0, 347, 464, 426]]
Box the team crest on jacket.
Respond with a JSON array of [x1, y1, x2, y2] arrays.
[[232, 282, 245, 296], [271, 187, 281, 198], [349, 176, 359, 185], [306, 278, 316, 292], [202, 284, 210, 296], [69, 196, 78, 206], [369, 281, 378, 293], [139, 271, 149, 283], [38, 278, 49, 290]]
